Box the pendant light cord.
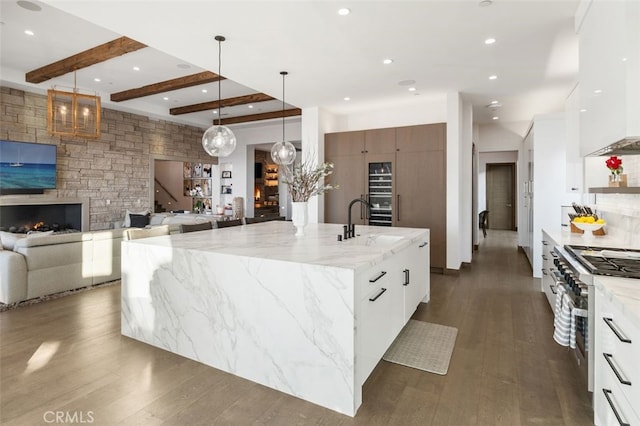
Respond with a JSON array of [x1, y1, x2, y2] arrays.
[[281, 71, 288, 145], [282, 72, 286, 144], [218, 37, 222, 127]]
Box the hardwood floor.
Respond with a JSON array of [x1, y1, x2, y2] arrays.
[[0, 230, 593, 425]]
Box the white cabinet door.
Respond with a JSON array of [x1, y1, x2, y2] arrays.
[[403, 240, 430, 323], [356, 256, 403, 384], [579, 0, 640, 156], [594, 283, 640, 424], [564, 85, 583, 194]]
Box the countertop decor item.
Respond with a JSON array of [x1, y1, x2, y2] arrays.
[[291, 201, 308, 236], [281, 160, 337, 202], [606, 155, 627, 187], [202, 35, 236, 158], [270, 71, 296, 166]]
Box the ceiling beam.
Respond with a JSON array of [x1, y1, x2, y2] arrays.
[[170, 92, 275, 115], [218, 108, 302, 125], [26, 36, 147, 84], [110, 71, 224, 102]]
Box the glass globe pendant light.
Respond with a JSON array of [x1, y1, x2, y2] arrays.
[[270, 71, 296, 165], [202, 35, 236, 157]]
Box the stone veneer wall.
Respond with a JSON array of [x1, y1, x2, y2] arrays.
[[0, 86, 216, 230]]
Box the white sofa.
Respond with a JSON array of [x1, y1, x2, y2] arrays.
[[0, 229, 125, 305], [0, 212, 225, 305]]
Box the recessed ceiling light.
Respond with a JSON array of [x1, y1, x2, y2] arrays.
[[383, 59, 393, 65], [94, 78, 101, 82], [622, 57, 628, 62], [488, 75, 498, 80], [580, 109, 587, 113], [338, 8, 350, 16], [163, 97, 169, 101], [213, 110, 218, 114], [201, 89, 207, 93], [479, 0, 493, 6], [176, 63, 191, 69], [344, 97, 351, 101], [492, 116, 499, 120], [24, 29, 34, 36], [408, 87, 416, 92], [248, 105, 253, 109], [133, 66, 140, 71], [594, 89, 602, 94], [17, 1, 42, 11], [484, 38, 496, 45], [491, 100, 499, 104], [398, 79, 416, 86]]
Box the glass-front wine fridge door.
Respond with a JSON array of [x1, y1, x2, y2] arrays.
[[368, 161, 392, 226]]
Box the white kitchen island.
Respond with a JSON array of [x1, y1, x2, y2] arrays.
[[121, 221, 429, 416]]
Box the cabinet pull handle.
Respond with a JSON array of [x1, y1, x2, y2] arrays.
[[602, 389, 631, 426], [542, 240, 548, 246], [542, 269, 548, 276], [403, 269, 410, 286], [360, 194, 364, 220], [369, 288, 387, 302], [542, 254, 548, 261], [549, 284, 557, 295], [397, 194, 400, 221], [551, 252, 558, 259], [604, 353, 632, 386], [603, 317, 632, 343], [419, 242, 428, 248], [369, 271, 387, 283]]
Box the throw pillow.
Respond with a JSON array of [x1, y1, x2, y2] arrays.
[[123, 208, 150, 228], [129, 213, 150, 228]]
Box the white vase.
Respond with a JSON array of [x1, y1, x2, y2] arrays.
[[291, 201, 308, 236]]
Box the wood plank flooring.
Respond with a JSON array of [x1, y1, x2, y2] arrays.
[[0, 230, 594, 425]]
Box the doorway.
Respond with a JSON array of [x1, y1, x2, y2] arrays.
[[486, 163, 516, 231]]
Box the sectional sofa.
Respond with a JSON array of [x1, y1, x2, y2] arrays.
[[0, 229, 126, 305], [0, 212, 223, 305]]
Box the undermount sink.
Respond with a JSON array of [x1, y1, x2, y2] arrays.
[[348, 234, 404, 247]]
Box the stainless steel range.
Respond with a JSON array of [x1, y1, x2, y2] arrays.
[[551, 244, 640, 393]]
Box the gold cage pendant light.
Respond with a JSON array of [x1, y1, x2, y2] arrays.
[[47, 71, 101, 138]]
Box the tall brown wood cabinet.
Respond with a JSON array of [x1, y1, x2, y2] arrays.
[[324, 123, 446, 270]]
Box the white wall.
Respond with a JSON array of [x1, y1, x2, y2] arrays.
[[530, 113, 582, 277], [342, 95, 448, 131], [460, 100, 473, 264], [476, 121, 529, 152]]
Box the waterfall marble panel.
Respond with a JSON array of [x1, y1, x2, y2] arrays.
[[121, 222, 429, 416]]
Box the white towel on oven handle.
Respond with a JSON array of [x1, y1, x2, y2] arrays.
[[553, 291, 577, 349]]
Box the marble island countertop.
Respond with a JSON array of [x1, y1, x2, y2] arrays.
[[126, 221, 429, 273], [594, 276, 640, 326]]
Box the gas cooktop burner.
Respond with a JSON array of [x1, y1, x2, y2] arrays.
[[565, 245, 640, 279]]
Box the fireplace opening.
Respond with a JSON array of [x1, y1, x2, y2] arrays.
[[0, 203, 82, 234]]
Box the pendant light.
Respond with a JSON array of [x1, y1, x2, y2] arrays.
[[202, 35, 237, 157], [270, 71, 296, 165]]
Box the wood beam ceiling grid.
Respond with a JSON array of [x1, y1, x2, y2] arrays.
[[25, 37, 298, 126]]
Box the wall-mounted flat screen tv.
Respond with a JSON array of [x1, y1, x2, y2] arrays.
[[0, 140, 57, 194]]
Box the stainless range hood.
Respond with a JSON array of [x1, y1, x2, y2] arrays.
[[588, 137, 640, 156]]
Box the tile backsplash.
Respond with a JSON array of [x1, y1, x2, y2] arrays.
[[593, 194, 640, 245]]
